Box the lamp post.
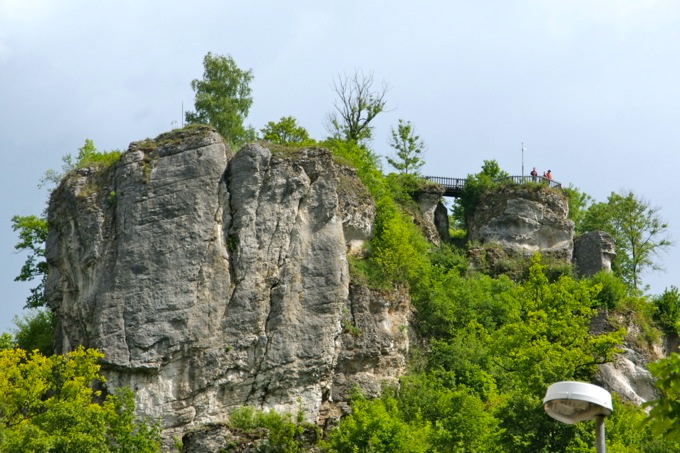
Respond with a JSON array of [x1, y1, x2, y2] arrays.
[[543, 381, 613, 453]]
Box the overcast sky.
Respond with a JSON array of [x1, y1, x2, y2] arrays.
[[2, 0, 680, 332]]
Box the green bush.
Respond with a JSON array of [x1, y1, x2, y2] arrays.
[[325, 392, 430, 453], [653, 286, 680, 335], [589, 271, 628, 310], [12, 308, 55, 356], [227, 406, 317, 452]]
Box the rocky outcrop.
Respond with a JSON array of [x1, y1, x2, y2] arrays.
[[414, 189, 445, 245], [434, 202, 450, 243], [468, 185, 574, 260], [573, 231, 616, 277], [591, 310, 660, 408], [45, 126, 407, 445]]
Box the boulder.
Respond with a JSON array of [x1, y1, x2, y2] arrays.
[[573, 231, 616, 277]]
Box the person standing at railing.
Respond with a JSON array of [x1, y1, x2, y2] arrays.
[[545, 170, 552, 183], [531, 167, 538, 182]]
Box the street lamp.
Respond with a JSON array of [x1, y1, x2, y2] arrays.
[[543, 381, 613, 453]]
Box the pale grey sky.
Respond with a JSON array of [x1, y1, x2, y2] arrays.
[[2, 0, 680, 331]]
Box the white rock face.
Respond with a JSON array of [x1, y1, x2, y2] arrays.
[[45, 127, 406, 443], [468, 186, 574, 260], [597, 348, 657, 407]]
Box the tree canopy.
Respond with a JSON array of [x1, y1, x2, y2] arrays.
[[260, 116, 313, 146], [0, 347, 160, 452], [185, 52, 255, 147]]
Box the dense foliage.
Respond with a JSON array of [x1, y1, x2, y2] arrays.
[[11, 309, 55, 356], [260, 116, 314, 146], [0, 347, 160, 452], [452, 159, 509, 229]]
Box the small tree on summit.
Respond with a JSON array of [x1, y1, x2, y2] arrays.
[[260, 116, 314, 146], [185, 52, 256, 147], [326, 71, 388, 146], [386, 119, 425, 175]]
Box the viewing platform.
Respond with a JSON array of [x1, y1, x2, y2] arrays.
[[425, 175, 562, 198]]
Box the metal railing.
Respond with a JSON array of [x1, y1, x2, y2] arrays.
[[424, 176, 466, 197], [425, 175, 562, 197], [496, 175, 562, 189]]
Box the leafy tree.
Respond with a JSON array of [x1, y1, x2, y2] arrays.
[[645, 353, 680, 442], [582, 190, 672, 292], [588, 271, 628, 310], [326, 392, 430, 453], [563, 184, 593, 233], [0, 347, 160, 452], [386, 119, 426, 175], [12, 309, 54, 356], [0, 333, 12, 351], [397, 374, 502, 452], [490, 255, 624, 395], [452, 160, 509, 228], [326, 71, 388, 145], [11, 214, 48, 308], [654, 286, 680, 335], [260, 116, 314, 146], [185, 52, 255, 147], [324, 139, 430, 288], [606, 397, 680, 452]]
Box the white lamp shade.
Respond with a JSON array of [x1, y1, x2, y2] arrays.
[[543, 381, 613, 424]]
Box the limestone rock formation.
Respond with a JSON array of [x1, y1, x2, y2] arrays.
[[468, 185, 574, 260], [591, 311, 660, 407], [573, 231, 616, 277], [414, 188, 445, 245], [45, 126, 407, 445]]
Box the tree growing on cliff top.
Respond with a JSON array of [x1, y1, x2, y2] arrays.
[[452, 160, 509, 229], [186, 52, 256, 147], [386, 119, 426, 175], [582, 190, 671, 292], [326, 71, 388, 146], [260, 116, 314, 146]]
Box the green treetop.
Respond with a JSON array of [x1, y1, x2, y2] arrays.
[[260, 116, 314, 146], [386, 119, 426, 175], [185, 52, 256, 147]]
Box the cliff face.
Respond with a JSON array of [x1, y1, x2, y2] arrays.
[[45, 126, 408, 441]]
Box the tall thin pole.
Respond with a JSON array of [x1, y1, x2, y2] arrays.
[[521, 142, 525, 177], [595, 415, 606, 453], [181, 102, 184, 128]]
